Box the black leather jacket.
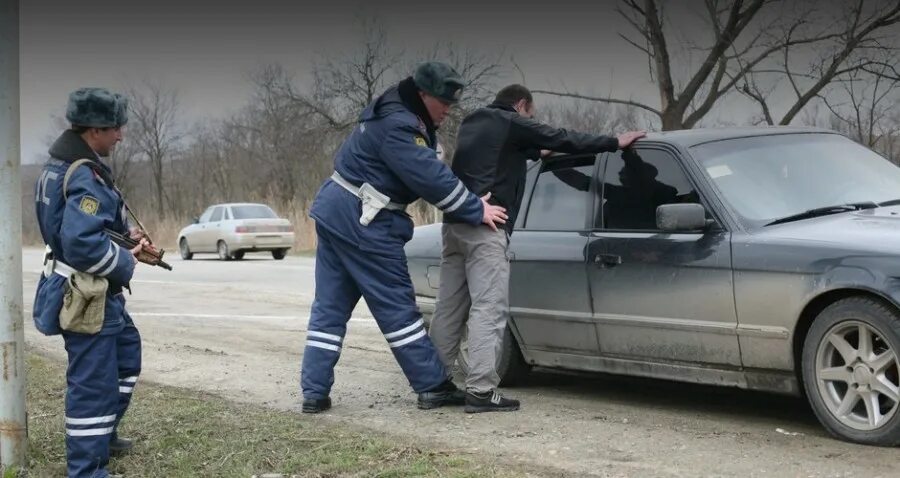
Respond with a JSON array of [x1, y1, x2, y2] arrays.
[[446, 102, 620, 233]]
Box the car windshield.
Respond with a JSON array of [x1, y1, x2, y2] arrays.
[[691, 133, 900, 227], [231, 205, 277, 219]]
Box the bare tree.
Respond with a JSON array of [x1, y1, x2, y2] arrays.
[[270, 17, 400, 131], [259, 18, 507, 225], [128, 81, 182, 218], [533, 0, 900, 130], [823, 65, 900, 147], [107, 17, 508, 244], [542, 100, 641, 135], [107, 135, 140, 190], [250, 66, 337, 205]]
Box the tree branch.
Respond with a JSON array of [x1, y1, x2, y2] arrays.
[[530, 89, 662, 117], [739, 75, 775, 126], [780, 0, 900, 124], [638, 0, 676, 111], [618, 32, 652, 56], [675, 0, 766, 114]]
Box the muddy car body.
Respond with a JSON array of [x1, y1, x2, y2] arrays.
[[407, 127, 900, 445]]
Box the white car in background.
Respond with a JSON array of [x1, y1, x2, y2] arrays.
[[177, 203, 295, 261]]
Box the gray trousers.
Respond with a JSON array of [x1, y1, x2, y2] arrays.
[[429, 223, 510, 393]]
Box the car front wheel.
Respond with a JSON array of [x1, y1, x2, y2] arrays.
[[179, 238, 193, 260], [802, 297, 900, 446]]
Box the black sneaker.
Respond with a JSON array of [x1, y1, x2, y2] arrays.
[[464, 390, 520, 413], [302, 397, 332, 413], [109, 436, 133, 456], [417, 379, 466, 409]]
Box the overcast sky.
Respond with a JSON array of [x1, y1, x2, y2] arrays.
[[18, 0, 675, 162], [18, 0, 857, 163]]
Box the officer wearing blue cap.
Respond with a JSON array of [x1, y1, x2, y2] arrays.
[[33, 87, 147, 477], [300, 62, 508, 412]]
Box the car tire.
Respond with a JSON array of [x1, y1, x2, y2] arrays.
[[455, 326, 531, 387], [802, 296, 900, 446], [232, 251, 245, 260], [272, 249, 287, 260], [179, 238, 193, 260], [217, 241, 232, 261]]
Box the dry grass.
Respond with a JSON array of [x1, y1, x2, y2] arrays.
[[17, 352, 519, 478]]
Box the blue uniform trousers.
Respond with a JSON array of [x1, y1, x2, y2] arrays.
[[301, 223, 448, 399], [63, 318, 141, 478]]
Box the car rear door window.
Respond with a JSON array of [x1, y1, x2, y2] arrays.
[[231, 205, 277, 219], [599, 148, 700, 230], [210, 207, 224, 223], [524, 156, 595, 231]]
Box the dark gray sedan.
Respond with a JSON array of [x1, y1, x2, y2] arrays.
[[406, 127, 900, 446]]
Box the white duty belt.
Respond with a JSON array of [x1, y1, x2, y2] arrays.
[[331, 172, 407, 226], [42, 246, 77, 279]]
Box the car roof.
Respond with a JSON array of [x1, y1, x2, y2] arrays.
[[641, 126, 840, 148]]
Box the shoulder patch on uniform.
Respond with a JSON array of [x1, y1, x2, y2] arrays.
[[79, 196, 100, 216], [414, 136, 428, 147]]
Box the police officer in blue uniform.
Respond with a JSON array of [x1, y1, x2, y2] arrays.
[[301, 62, 508, 412], [33, 88, 147, 478]]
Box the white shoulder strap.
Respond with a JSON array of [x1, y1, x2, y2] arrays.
[[62, 159, 96, 201]]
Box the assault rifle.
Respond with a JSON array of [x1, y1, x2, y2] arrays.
[[104, 228, 173, 271]]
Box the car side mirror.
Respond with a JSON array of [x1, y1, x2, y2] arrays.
[[192, 216, 200, 224], [657, 204, 713, 232]]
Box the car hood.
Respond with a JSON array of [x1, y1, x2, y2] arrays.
[[757, 205, 900, 253]]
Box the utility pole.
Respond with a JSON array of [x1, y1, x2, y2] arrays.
[[0, 0, 28, 468]]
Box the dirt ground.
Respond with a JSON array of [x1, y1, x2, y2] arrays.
[[21, 248, 899, 478]]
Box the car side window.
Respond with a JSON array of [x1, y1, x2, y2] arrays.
[[210, 207, 224, 223], [524, 156, 595, 231], [198, 208, 214, 224], [599, 148, 700, 231]]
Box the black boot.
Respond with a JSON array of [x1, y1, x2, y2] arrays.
[[109, 436, 134, 456], [417, 379, 466, 410], [302, 397, 332, 413], [464, 390, 520, 413]]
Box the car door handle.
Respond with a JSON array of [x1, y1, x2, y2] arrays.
[[593, 253, 622, 267]]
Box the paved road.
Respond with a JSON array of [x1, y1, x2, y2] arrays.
[[21, 248, 897, 477]]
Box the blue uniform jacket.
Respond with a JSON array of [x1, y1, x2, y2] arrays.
[[32, 130, 136, 336], [310, 81, 484, 258]]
